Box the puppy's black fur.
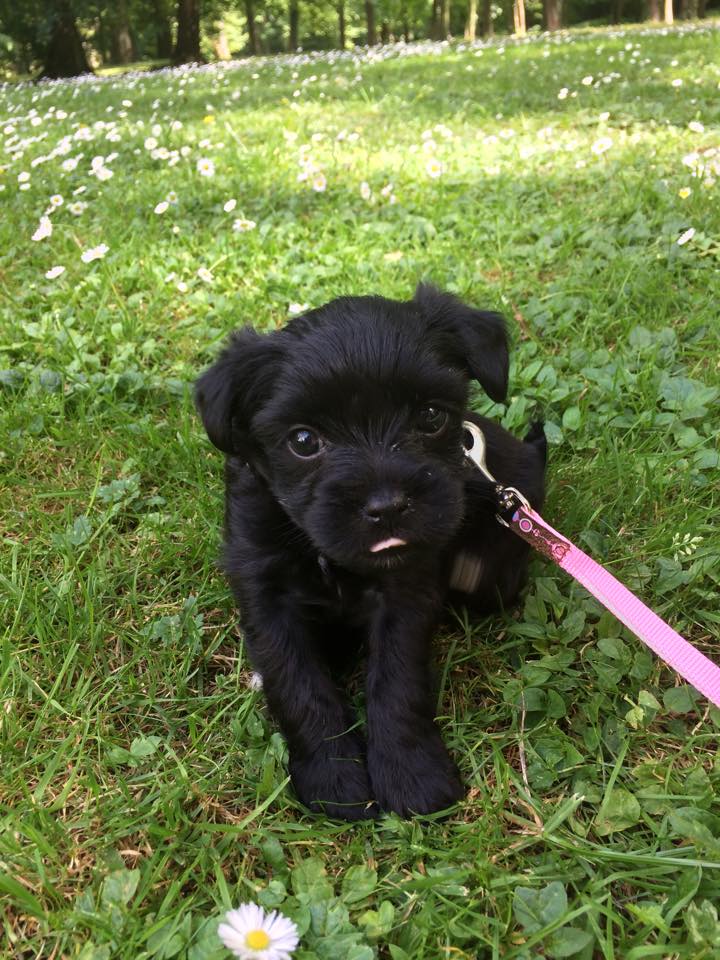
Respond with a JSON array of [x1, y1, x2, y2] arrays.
[[196, 285, 546, 819]]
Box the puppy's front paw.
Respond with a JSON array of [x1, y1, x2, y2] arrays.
[[368, 736, 464, 818], [289, 740, 379, 821]]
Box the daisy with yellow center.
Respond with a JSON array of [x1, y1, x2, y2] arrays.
[[218, 903, 299, 960], [426, 157, 444, 178]]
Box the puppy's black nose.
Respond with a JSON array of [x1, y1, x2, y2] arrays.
[[363, 490, 410, 522]]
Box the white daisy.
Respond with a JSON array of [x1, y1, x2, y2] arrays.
[[311, 172, 327, 192], [224, 198, 237, 213], [154, 200, 169, 214], [287, 303, 308, 316], [197, 158, 215, 177], [591, 136, 613, 156], [81, 243, 109, 263], [45, 265, 66, 279], [677, 227, 695, 246], [218, 904, 299, 960], [426, 158, 444, 178], [197, 267, 214, 283], [32, 217, 53, 242], [233, 218, 257, 232]]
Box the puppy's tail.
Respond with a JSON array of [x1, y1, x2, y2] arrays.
[[524, 420, 547, 467]]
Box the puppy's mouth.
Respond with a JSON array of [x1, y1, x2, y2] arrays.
[[369, 537, 408, 554]]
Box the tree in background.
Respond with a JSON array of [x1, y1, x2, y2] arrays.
[[0, 0, 94, 77], [543, 0, 561, 29], [480, 0, 493, 36], [365, 0, 377, 43], [0, 0, 717, 77], [174, 0, 201, 61], [337, 0, 346, 45], [151, 0, 174, 57], [44, 1, 93, 76], [107, 0, 136, 63]]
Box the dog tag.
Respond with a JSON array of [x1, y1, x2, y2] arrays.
[[449, 551, 484, 594]]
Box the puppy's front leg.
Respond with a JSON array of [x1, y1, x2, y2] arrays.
[[241, 602, 377, 820], [365, 590, 464, 817]]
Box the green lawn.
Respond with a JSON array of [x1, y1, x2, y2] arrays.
[[2, 20, 720, 960]]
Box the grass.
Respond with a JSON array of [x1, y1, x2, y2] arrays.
[[1, 19, 720, 960]]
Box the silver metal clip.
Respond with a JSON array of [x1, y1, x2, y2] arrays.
[[462, 420, 531, 527]]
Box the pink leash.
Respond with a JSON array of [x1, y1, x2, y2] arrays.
[[463, 422, 720, 709]]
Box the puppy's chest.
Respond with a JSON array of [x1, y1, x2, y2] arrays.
[[295, 555, 370, 621]]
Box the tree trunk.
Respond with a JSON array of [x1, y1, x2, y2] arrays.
[[153, 0, 173, 58], [41, 4, 93, 78], [429, 0, 440, 37], [400, 0, 410, 39], [213, 20, 231, 59], [464, 0, 477, 39], [611, 0, 624, 22], [109, 0, 135, 64], [698, 0, 706, 16], [440, 0, 451, 36], [543, 0, 561, 30], [245, 0, 261, 54], [174, 0, 202, 63], [513, 0, 526, 33], [664, 0, 673, 21], [365, 0, 377, 44], [288, 0, 299, 49], [480, 0, 493, 36], [646, 0, 660, 17], [338, 0, 346, 46]]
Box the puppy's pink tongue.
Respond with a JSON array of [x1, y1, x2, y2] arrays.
[[370, 537, 407, 553]]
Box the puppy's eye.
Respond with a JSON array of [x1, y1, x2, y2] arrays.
[[287, 427, 324, 458], [414, 406, 448, 436]]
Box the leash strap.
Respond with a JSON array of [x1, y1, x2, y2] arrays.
[[507, 505, 720, 709], [462, 421, 720, 709]]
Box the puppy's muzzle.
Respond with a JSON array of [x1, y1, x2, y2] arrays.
[[362, 489, 410, 523]]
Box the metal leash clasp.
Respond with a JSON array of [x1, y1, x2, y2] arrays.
[[462, 420, 531, 527]]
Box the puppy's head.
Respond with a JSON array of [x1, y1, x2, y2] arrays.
[[196, 284, 508, 574]]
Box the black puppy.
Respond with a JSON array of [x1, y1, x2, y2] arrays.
[[196, 284, 546, 819]]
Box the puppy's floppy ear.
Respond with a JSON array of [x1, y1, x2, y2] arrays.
[[195, 327, 281, 456], [413, 283, 509, 402]]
